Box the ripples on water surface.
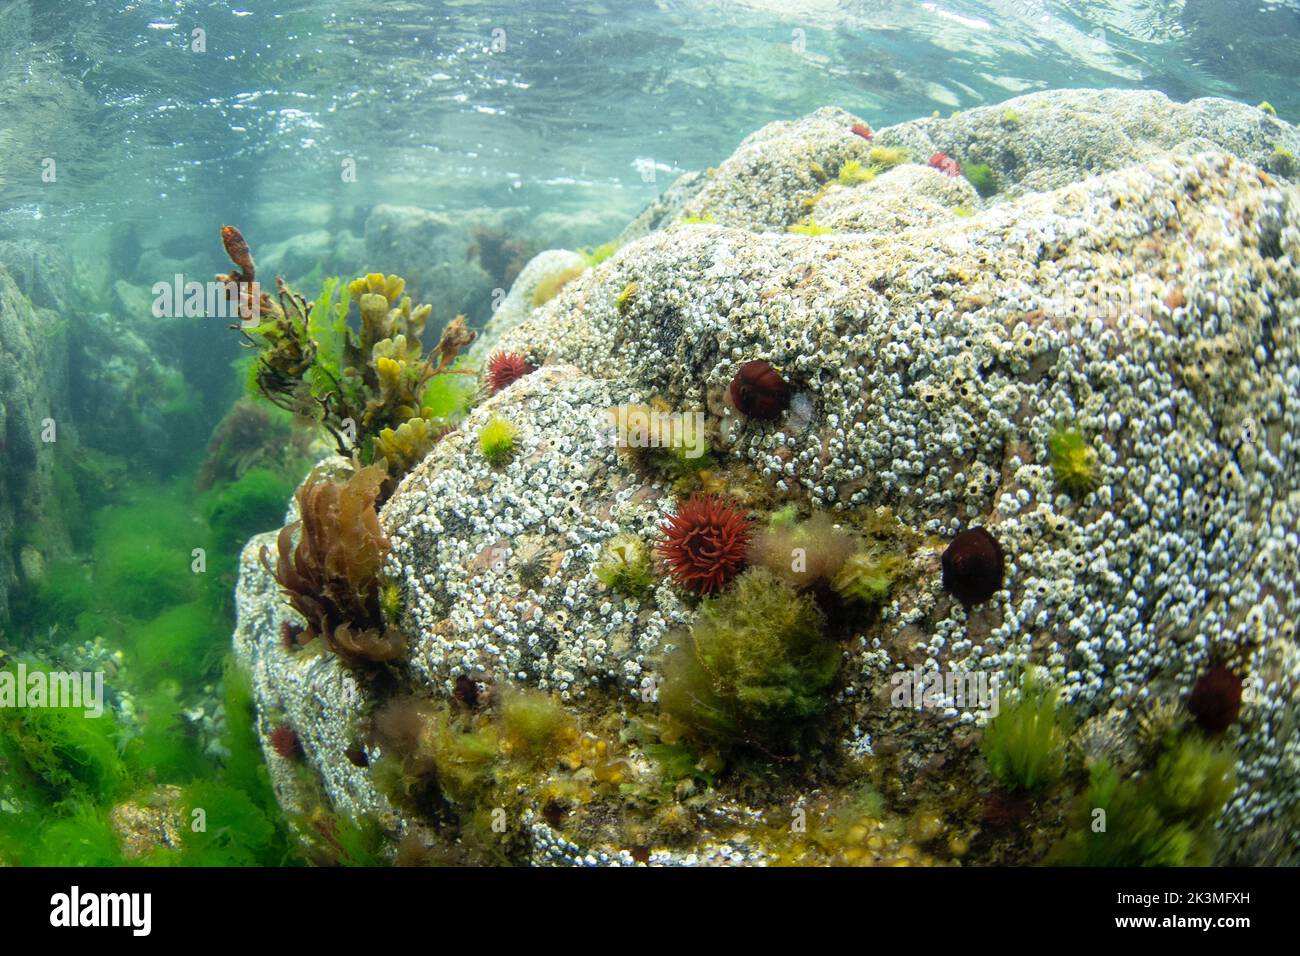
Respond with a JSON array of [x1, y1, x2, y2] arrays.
[[2, 0, 1298, 242]]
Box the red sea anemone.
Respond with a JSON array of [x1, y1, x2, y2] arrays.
[[658, 494, 752, 595], [941, 526, 1004, 606], [1187, 663, 1243, 733], [486, 351, 536, 394], [280, 620, 304, 651], [850, 122, 873, 140], [730, 359, 791, 421], [928, 151, 961, 177], [270, 724, 303, 761]]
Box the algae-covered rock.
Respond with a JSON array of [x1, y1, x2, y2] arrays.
[[466, 249, 587, 360], [236, 92, 1300, 866], [873, 88, 1300, 200], [0, 265, 72, 620]]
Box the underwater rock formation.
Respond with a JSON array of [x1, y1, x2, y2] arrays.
[[0, 263, 74, 619], [235, 89, 1300, 866], [465, 248, 586, 360]]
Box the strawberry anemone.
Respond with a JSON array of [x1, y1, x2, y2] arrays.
[[657, 494, 752, 595]]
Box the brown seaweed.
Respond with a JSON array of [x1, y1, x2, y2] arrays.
[[261, 462, 406, 665]]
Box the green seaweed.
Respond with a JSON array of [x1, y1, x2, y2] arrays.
[[658, 568, 839, 753], [1052, 730, 1237, 866], [205, 467, 294, 557], [177, 780, 280, 866], [0, 677, 128, 809], [836, 160, 881, 185], [963, 162, 999, 198], [92, 489, 200, 620], [832, 546, 906, 606], [981, 667, 1066, 792], [868, 146, 909, 168], [123, 689, 212, 783], [1270, 145, 1297, 177], [128, 601, 227, 689], [479, 416, 520, 467], [579, 241, 619, 266], [593, 533, 656, 599], [1048, 427, 1101, 498], [420, 356, 478, 420], [15, 805, 126, 867], [532, 264, 587, 306], [615, 281, 639, 315], [788, 218, 833, 236]]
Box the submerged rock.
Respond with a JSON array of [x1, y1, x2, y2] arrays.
[[0, 265, 72, 619], [235, 91, 1300, 865]]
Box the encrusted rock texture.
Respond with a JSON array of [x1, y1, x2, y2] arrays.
[[0, 259, 73, 619], [235, 88, 1300, 865]]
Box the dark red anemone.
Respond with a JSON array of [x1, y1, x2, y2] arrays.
[[280, 620, 304, 652], [486, 351, 536, 394], [851, 122, 873, 141], [941, 527, 1004, 606], [928, 152, 961, 177], [270, 724, 303, 761], [730, 359, 791, 421], [657, 494, 752, 595], [1187, 663, 1243, 733]]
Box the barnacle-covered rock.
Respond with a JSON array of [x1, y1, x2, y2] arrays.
[[235, 91, 1300, 866]]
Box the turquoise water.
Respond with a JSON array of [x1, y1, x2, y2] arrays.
[[0, 0, 1297, 868]]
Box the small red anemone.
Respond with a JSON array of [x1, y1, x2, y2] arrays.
[[657, 495, 752, 595], [486, 352, 536, 394]]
